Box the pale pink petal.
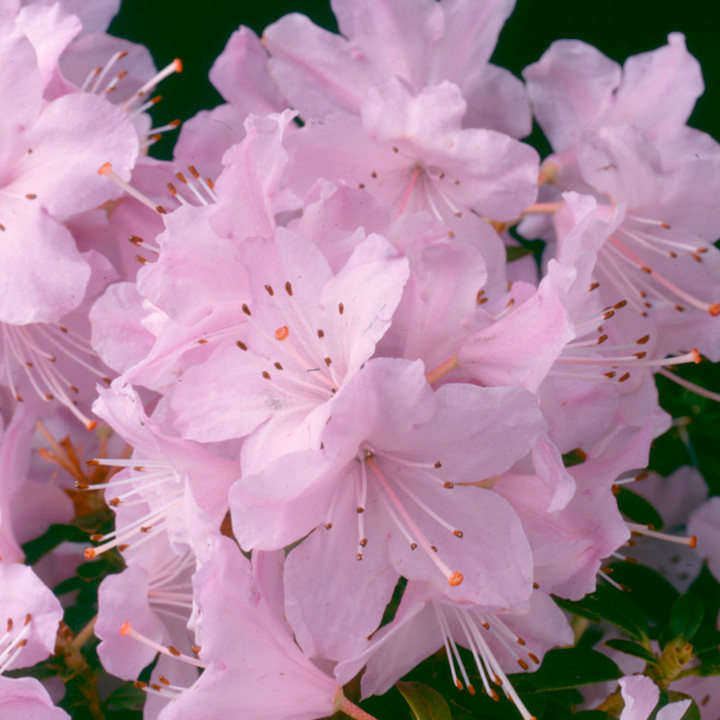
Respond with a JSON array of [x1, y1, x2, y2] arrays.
[[12, 93, 139, 215], [614, 34, 703, 139], [0, 198, 90, 324], [524, 40, 621, 151], [0, 677, 69, 720]]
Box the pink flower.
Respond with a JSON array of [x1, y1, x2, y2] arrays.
[[264, 0, 530, 137], [232, 358, 544, 657], [619, 676, 690, 720]]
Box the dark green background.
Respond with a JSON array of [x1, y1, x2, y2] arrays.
[[109, 0, 720, 158]]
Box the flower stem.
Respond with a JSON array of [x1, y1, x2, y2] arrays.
[[70, 614, 98, 651], [339, 696, 379, 720], [426, 355, 459, 385]]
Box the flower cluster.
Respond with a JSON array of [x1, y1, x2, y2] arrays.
[[1, 2, 719, 719]]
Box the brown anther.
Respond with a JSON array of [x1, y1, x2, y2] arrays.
[[134, 681, 148, 689], [0, 223, 5, 231], [482, 621, 490, 629], [324, 522, 332, 530], [264, 284, 274, 296], [5, 619, 12, 632], [690, 535, 697, 549], [691, 253, 702, 263], [44, 393, 53, 400], [392, 146, 399, 153], [338, 302, 344, 315], [140, 525, 153, 533], [618, 372, 631, 382], [109, 498, 120, 507], [516, 637, 526, 646], [633, 351, 647, 359], [589, 282, 600, 291], [284, 281, 293, 296], [84, 548, 96, 560], [529, 652, 540, 664], [118, 544, 129, 551], [636, 335, 650, 345], [197, 339, 208, 344], [611, 485, 620, 495], [237, 340, 248, 351], [641, 266, 653, 274], [669, 251, 678, 258], [167, 645, 181, 656], [614, 300, 627, 309], [443, 481, 454, 489], [159, 675, 171, 685], [517, 659, 529, 670], [635, 471, 649, 481], [359, 538, 368, 547], [431, 545, 438, 552], [169, 119, 181, 128], [455, 678, 463, 691], [448, 231, 455, 238], [602, 310, 615, 320], [490, 690, 500, 701], [709, 303, 720, 317], [597, 334, 608, 344], [135, 255, 148, 264], [191, 645, 201, 654], [691, 348, 702, 363], [371, 171, 378, 178], [188, 166, 200, 178], [533, 582, 539, 589], [90, 533, 104, 542], [324, 357, 332, 366], [356, 506, 364, 514], [604, 371, 616, 378], [410, 542, 418, 550], [261, 371, 271, 380], [355, 553, 363, 560], [241, 303, 251, 316], [167, 182, 178, 195], [150, 684, 162, 691], [25, 193, 37, 200], [453, 530, 464, 538], [274, 362, 283, 370], [316, 329, 325, 338], [448, 571, 464, 587], [155, 205, 167, 214], [434, 461, 442, 468], [454, 179, 460, 185], [358, 182, 365, 189]]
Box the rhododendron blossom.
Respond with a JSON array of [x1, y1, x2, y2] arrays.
[[2, 1, 719, 719]]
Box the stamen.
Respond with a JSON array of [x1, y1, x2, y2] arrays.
[[119, 622, 204, 667], [98, 163, 166, 213], [626, 522, 696, 548], [366, 456, 463, 587]]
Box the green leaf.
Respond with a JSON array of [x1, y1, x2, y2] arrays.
[[606, 563, 679, 627], [671, 594, 704, 640], [397, 682, 453, 720], [653, 692, 701, 720], [604, 639, 658, 664], [510, 648, 622, 693], [555, 585, 648, 641], [105, 683, 147, 711], [506, 245, 533, 262], [22, 526, 88, 564], [689, 627, 720, 653], [615, 487, 663, 529], [562, 448, 587, 468]]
